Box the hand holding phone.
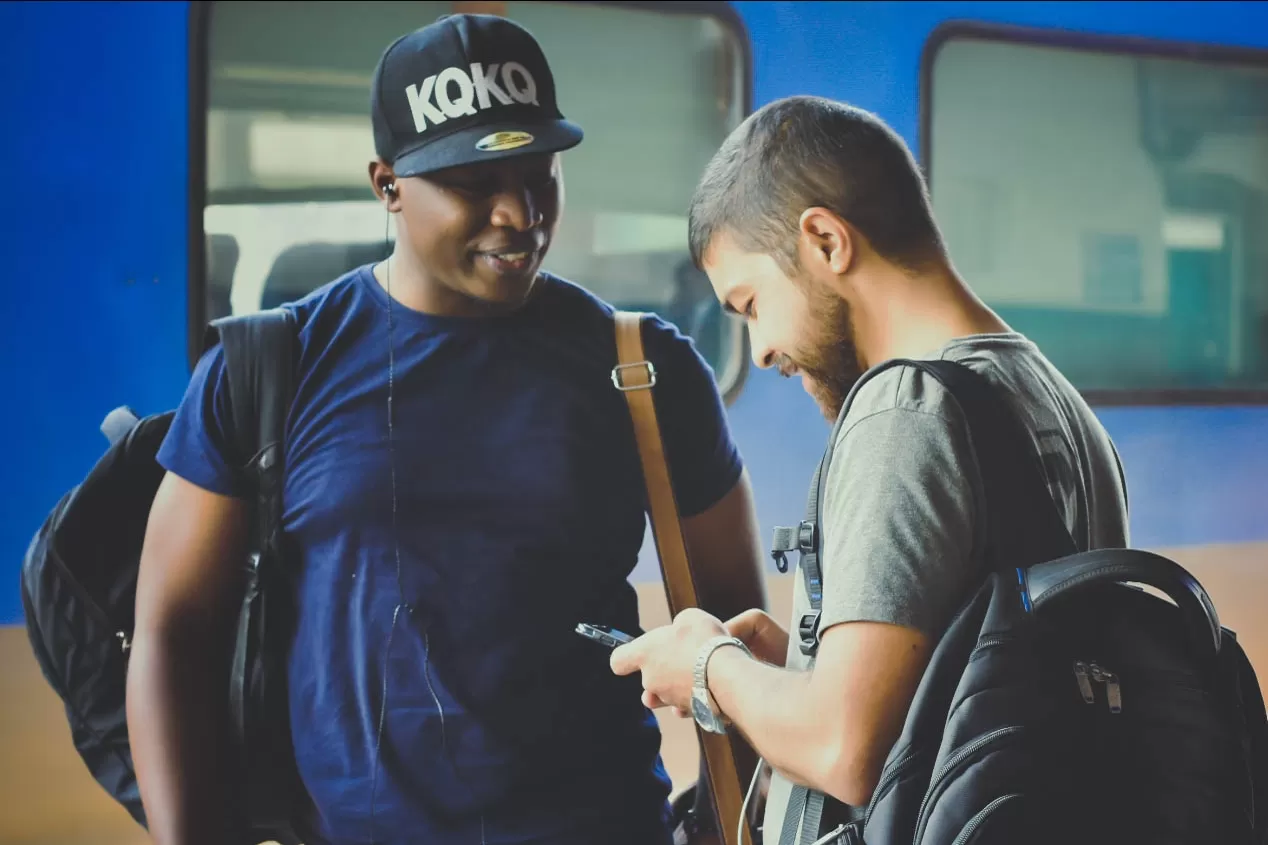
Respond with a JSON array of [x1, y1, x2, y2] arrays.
[[575, 623, 634, 649]]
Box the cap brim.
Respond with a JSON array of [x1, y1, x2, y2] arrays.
[[392, 118, 583, 178]]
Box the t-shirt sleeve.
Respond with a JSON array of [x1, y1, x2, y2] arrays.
[[642, 318, 744, 518], [155, 342, 252, 499], [818, 400, 981, 640]]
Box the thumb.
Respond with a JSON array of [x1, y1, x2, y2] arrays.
[[610, 641, 641, 676]]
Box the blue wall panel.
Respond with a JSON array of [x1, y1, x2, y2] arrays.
[[0, 1, 192, 624]]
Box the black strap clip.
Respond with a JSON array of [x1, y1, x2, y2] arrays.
[[798, 610, 822, 656]]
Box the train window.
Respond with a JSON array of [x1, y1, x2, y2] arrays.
[[926, 33, 1268, 399], [201, 1, 749, 398]]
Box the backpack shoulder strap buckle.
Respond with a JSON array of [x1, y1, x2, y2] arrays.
[[798, 609, 822, 656]]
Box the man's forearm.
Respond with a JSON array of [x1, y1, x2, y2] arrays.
[[706, 646, 839, 790], [127, 625, 239, 845]]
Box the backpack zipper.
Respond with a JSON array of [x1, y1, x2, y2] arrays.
[[1072, 660, 1121, 713], [968, 633, 1012, 663], [912, 725, 1024, 845], [976, 634, 1011, 649], [1073, 661, 1095, 703], [950, 793, 1022, 845], [1089, 663, 1122, 713], [863, 745, 923, 823]]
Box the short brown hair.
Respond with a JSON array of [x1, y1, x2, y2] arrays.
[[688, 95, 945, 272]]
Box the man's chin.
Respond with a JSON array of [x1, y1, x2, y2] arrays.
[[815, 398, 842, 424], [799, 376, 835, 422], [463, 267, 541, 312], [802, 375, 851, 423]]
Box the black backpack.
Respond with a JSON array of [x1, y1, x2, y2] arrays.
[[19, 308, 305, 845], [769, 358, 1268, 845]]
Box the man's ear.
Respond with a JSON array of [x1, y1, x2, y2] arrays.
[[368, 159, 400, 210], [797, 207, 855, 276]]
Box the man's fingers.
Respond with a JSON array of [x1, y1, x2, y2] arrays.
[[642, 690, 690, 719], [724, 608, 789, 666], [724, 608, 762, 641], [609, 640, 642, 676]]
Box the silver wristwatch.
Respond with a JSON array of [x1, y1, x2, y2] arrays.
[[691, 635, 749, 734]]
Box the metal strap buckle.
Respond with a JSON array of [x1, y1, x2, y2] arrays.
[[611, 361, 658, 391]]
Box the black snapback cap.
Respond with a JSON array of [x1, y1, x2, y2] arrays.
[[371, 14, 584, 177]]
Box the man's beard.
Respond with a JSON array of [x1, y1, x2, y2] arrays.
[[776, 280, 864, 423]]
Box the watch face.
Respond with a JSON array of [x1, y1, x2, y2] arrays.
[[691, 690, 723, 733]]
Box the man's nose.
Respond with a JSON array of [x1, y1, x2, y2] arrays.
[[749, 325, 776, 370], [490, 185, 541, 231]]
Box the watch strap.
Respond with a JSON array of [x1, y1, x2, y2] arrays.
[[695, 635, 749, 705]]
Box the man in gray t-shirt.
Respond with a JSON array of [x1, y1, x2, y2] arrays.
[[610, 95, 1129, 845]]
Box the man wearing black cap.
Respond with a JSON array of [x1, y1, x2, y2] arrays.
[[127, 13, 765, 845]]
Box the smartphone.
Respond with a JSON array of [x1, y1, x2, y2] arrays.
[[575, 622, 634, 649]]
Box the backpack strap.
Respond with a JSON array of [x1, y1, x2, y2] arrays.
[[769, 361, 898, 664], [774, 463, 856, 844], [612, 311, 753, 845], [904, 358, 1078, 567], [773, 381, 871, 845], [207, 306, 298, 705], [208, 308, 298, 481], [206, 307, 300, 836]]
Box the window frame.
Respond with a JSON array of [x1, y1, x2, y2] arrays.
[[185, 0, 753, 404], [920, 20, 1268, 406]]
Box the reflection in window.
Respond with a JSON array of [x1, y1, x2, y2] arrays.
[[929, 37, 1268, 393], [203, 1, 747, 394]]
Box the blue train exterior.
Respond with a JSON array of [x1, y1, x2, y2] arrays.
[[0, 1, 1265, 840]]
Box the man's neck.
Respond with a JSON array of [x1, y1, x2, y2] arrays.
[[373, 252, 518, 319], [851, 262, 1011, 367]]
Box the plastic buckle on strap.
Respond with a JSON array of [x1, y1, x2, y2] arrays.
[[771, 521, 818, 574], [611, 361, 658, 391], [797, 520, 817, 552], [798, 610, 822, 656], [770, 526, 796, 573]]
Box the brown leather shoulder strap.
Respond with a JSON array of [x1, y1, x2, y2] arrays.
[[613, 311, 701, 613], [612, 310, 752, 845]]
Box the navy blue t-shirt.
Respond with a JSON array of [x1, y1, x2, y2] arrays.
[[157, 267, 743, 845]]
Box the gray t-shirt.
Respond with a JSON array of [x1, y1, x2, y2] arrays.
[[762, 333, 1129, 839]]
